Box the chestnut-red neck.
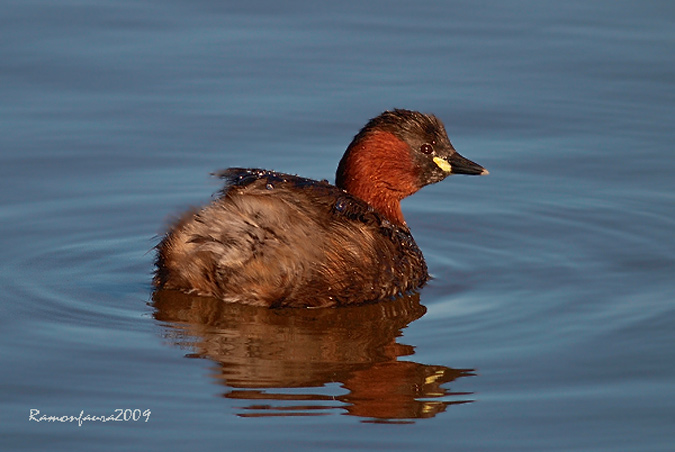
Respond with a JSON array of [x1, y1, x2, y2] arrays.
[[336, 131, 419, 226]]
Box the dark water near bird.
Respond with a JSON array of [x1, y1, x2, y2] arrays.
[[1, 1, 673, 451]]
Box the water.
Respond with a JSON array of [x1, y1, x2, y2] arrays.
[[2, 1, 674, 450]]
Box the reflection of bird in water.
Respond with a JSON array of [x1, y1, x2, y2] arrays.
[[153, 290, 475, 422]]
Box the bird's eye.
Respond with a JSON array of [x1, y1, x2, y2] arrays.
[[420, 143, 434, 155]]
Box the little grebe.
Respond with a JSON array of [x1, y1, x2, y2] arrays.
[[154, 109, 488, 308]]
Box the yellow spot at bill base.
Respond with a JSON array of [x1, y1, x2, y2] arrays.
[[433, 157, 453, 173]]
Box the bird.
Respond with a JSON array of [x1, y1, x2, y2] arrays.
[[154, 109, 488, 308]]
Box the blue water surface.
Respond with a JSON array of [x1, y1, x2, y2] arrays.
[[1, 1, 674, 451]]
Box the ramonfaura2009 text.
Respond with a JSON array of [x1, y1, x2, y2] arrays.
[[29, 409, 151, 426]]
